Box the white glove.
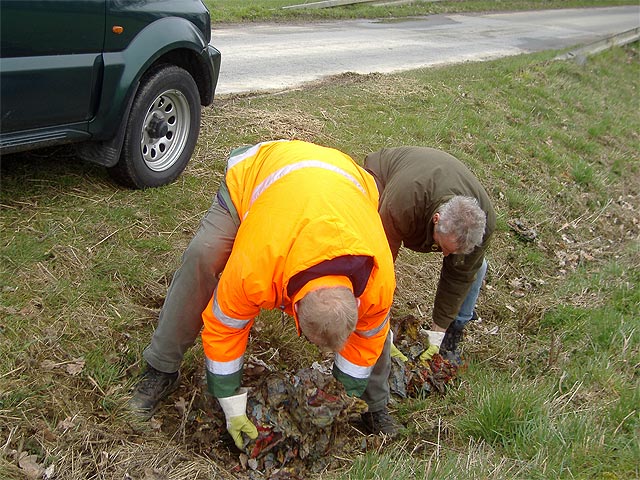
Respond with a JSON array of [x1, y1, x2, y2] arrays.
[[425, 330, 445, 348], [218, 388, 258, 449]]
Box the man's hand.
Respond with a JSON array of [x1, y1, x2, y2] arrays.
[[419, 344, 440, 363], [227, 415, 259, 449], [425, 329, 445, 348], [218, 388, 258, 449], [390, 342, 408, 362]]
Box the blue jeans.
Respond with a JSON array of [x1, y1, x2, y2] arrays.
[[453, 258, 487, 330]]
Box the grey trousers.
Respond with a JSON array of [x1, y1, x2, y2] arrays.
[[142, 196, 392, 412], [143, 197, 238, 373]]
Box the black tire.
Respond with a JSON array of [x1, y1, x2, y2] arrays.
[[108, 64, 201, 189]]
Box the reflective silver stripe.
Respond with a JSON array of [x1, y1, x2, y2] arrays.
[[334, 353, 374, 379], [212, 288, 252, 330], [205, 355, 244, 376], [249, 160, 367, 208], [355, 312, 390, 338], [226, 140, 286, 170]]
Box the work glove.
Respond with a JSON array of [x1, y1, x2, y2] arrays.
[[419, 330, 445, 363], [218, 388, 258, 449], [419, 344, 440, 363], [390, 342, 408, 361], [425, 330, 445, 349]]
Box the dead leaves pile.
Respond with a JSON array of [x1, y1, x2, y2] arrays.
[[236, 362, 367, 478], [390, 315, 464, 398], [197, 315, 465, 478]]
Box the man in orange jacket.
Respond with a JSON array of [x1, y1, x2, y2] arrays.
[[130, 140, 399, 442]]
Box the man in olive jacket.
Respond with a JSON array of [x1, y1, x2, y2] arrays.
[[364, 146, 496, 355]]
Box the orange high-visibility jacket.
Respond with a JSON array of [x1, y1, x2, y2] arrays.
[[202, 140, 396, 398]]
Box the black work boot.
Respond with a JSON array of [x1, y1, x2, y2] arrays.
[[439, 322, 465, 366], [360, 408, 400, 436], [128, 364, 180, 419]]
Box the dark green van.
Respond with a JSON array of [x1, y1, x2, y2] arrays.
[[0, 0, 221, 188]]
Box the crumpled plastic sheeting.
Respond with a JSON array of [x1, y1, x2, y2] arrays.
[[237, 363, 368, 476], [389, 315, 465, 398]]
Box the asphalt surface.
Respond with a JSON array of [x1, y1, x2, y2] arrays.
[[212, 6, 640, 95]]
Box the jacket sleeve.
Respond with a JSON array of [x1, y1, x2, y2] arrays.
[[201, 278, 259, 398], [380, 212, 403, 261], [332, 306, 390, 397], [432, 237, 491, 329]]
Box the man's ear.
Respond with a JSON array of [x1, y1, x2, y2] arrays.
[[433, 212, 440, 224]]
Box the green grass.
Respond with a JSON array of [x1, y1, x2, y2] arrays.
[[205, 0, 638, 23], [418, 254, 640, 479], [1, 21, 638, 480], [457, 374, 551, 454]]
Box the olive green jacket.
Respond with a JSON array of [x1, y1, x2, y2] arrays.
[[365, 146, 496, 329]]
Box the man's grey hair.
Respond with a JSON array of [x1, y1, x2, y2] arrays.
[[297, 286, 357, 352], [435, 196, 486, 255]]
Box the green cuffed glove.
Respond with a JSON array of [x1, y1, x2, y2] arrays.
[[218, 388, 258, 449]]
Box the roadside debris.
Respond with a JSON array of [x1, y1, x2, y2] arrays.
[[508, 218, 538, 242], [389, 315, 464, 398], [245, 366, 367, 473], [196, 362, 366, 478], [190, 315, 464, 478]]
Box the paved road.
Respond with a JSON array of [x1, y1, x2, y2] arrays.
[[212, 6, 639, 95]]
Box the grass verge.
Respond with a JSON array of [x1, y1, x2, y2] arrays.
[[205, 0, 638, 23], [1, 39, 638, 480]]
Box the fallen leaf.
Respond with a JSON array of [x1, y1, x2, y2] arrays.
[[66, 358, 85, 376], [57, 416, 75, 432], [175, 397, 187, 415], [150, 416, 163, 431], [41, 426, 57, 442], [44, 464, 56, 479], [310, 361, 331, 375], [508, 218, 537, 242], [18, 453, 44, 479], [144, 467, 169, 480], [40, 360, 58, 371]]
